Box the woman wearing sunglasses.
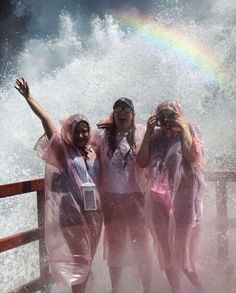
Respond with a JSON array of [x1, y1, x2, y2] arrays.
[[92, 98, 152, 293]]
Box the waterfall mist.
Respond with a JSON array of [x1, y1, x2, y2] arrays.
[[0, 0, 236, 292]]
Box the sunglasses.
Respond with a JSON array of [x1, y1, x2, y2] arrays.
[[113, 106, 133, 113]]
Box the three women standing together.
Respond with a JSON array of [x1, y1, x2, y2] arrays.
[[15, 78, 204, 293]]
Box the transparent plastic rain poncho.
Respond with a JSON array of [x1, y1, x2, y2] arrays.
[[35, 114, 103, 287], [148, 101, 204, 272]]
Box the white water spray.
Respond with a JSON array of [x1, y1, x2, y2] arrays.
[[0, 2, 236, 292]]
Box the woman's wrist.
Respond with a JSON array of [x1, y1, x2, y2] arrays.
[[181, 127, 190, 140], [181, 126, 193, 149], [145, 127, 154, 137], [180, 123, 189, 131], [24, 93, 32, 100]]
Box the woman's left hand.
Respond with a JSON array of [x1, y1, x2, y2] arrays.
[[174, 113, 197, 162], [174, 113, 188, 130]]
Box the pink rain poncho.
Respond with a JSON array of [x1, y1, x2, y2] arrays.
[[91, 124, 152, 269], [35, 114, 103, 287], [148, 101, 204, 272]]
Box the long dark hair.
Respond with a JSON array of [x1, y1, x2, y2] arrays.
[[106, 113, 136, 166]]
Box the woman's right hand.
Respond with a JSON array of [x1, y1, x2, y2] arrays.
[[15, 77, 30, 98], [146, 115, 157, 135]]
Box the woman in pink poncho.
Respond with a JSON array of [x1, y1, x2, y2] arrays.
[[137, 100, 204, 293], [15, 78, 103, 293], [91, 97, 152, 293]]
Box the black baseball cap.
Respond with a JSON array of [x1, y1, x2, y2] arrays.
[[113, 97, 134, 111]]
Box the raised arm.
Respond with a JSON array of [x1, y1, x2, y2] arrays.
[[174, 113, 198, 163], [15, 78, 56, 140], [136, 115, 156, 168]]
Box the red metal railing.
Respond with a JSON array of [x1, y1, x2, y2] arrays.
[[0, 171, 236, 292], [0, 179, 50, 293], [205, 171, 236, 269]]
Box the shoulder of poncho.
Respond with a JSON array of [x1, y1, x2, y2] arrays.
[[54, 129, 70, 147], [91, 128, 105, 136], [91, 128, 106, 145], [53, 129, 62, 139], [35, 129, 61, 153], [188, 123, 202, 139], [189, 123, 200, 132]]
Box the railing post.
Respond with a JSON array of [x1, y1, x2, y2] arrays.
[[37, 190, 50, 293], [216, 179, 228, 267]]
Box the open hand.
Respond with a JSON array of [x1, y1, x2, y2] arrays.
[[15, 77, 30, 98]]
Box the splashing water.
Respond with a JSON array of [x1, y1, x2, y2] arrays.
[[0, 2, 236, 292]]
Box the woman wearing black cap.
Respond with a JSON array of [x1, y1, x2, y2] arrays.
[[91, 98, 152, 293]]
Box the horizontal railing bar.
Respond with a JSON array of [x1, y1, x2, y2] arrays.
[[0, 171, 235, 199], [8, 277, 45, 293], [204, 217, 236, 229], [0, 228, 41, 253], [205, 171, 236, 182], [0, 179, 44, 198]]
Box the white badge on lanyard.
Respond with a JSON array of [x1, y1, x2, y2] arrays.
[[81, 182, 97, 211]]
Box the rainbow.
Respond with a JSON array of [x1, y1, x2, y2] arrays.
[[114, 12, 235, 94]]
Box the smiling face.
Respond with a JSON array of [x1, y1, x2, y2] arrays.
[[72, 121, 90, 149], [113, 104, 134, 132]]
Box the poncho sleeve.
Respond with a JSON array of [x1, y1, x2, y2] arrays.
[[34, 131, 67, 170], [189, 124, 204, 171]]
